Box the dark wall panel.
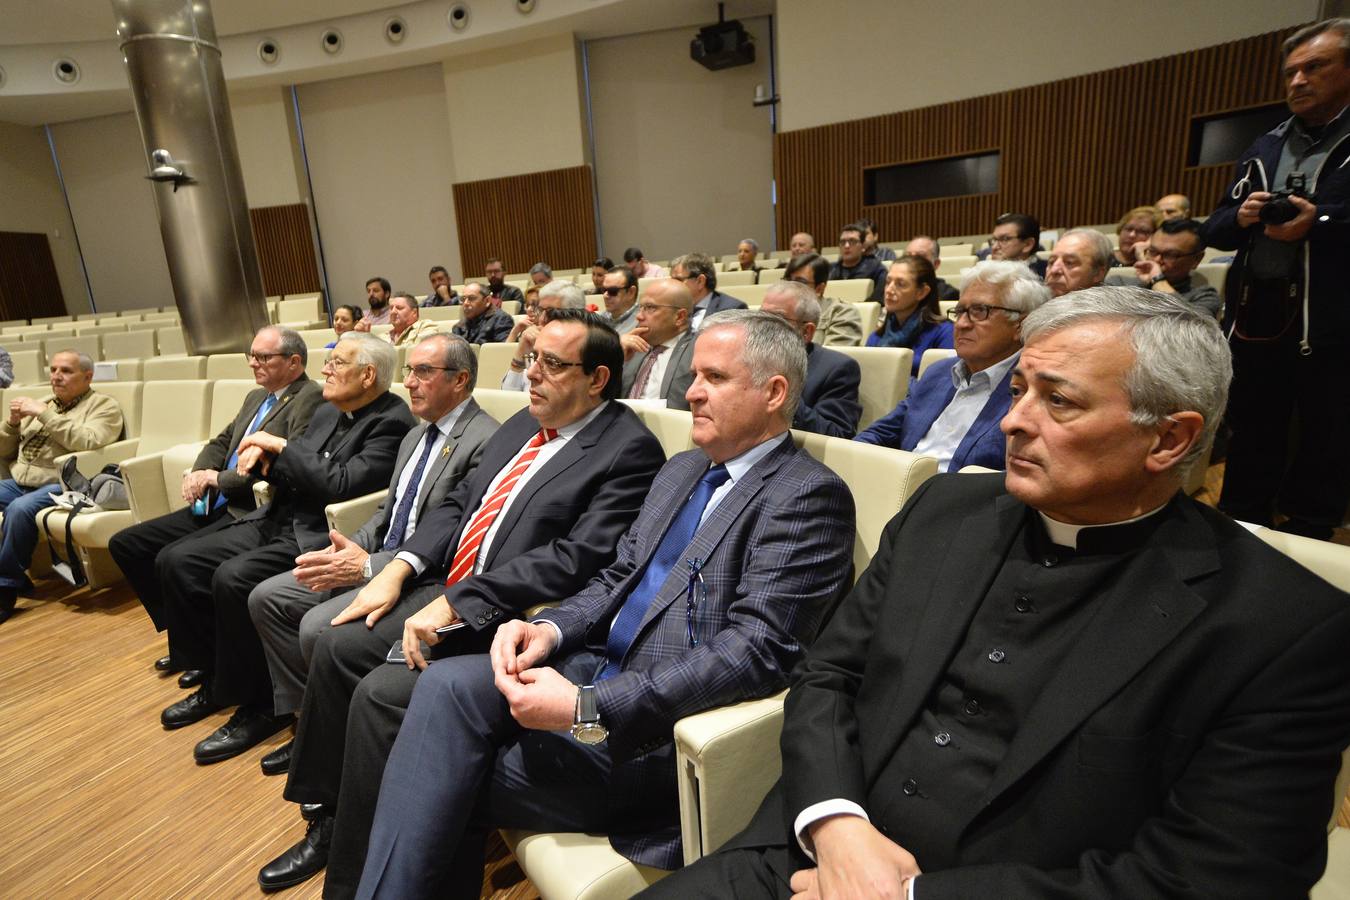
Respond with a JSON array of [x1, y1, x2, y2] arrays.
[[0, 231, 67, 321], [776, 26, 1297, 245], [452, 165, 597, 275], [250, 203, 321, 297]]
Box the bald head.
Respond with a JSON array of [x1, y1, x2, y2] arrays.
[[905, 236, 941, 265], [789, 232, 816, 256], [636, 278, 693, 345], [1156, 194, 1191, 221]]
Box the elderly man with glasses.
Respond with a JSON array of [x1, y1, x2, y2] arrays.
[[856, 261, 1052, 471]]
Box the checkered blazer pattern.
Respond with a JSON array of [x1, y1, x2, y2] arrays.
[[536, 434, 856, 869]]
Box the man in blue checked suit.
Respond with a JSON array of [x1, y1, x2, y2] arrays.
[[348, 309, 856, 900], [855, 261, 1051, 472]]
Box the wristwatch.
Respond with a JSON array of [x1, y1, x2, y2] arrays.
[[1148, 272, 1167, 287], [571, 684, 608, 744]]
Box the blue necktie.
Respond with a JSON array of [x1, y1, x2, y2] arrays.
[[598, 463, 730, 680], [383, 424, 441, 551], [215, 393, 278, 509]]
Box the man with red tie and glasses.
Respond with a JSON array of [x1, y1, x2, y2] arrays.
[[255, 309, 665, 892]]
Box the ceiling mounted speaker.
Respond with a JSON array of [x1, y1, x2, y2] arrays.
[[385, 17, 407, 43], [320, 28, 343, 55], [448, 4, 470, 31], [53, 59, 80, 85], [516, 0, 536, 13], [257, 39, 280, 64]]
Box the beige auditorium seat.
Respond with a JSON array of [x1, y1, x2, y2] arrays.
[[851, 300, 880, 339], [500, 300, 522, 316], [937, 255, 977, 277], [42, 334, 101, 364], [156, 326, 187, 355], [10, 324, 50, 338], [717, 270, 758, 287], [832, 346, 914, 430], [206, 353, 253, 380], [143, 355, 206, 380], [388, 383, 411, 406], [918, 347, 958, 379], [471, 387, 530, 423], [633, 406, 695, 458], [31, 315, 73, 326], [1194, 263, 1230, 302], [98, 359, 144, 382], [296, 327, 335, 348], [278, 295, 323, 324], [719, 284, 771, 307], [826, 278, 875, 302], [306, 352, 329, 382], [40, 380, 214, 588], [421, 306, 461, 324], [74, 322, 129, 337], [325, 490, 388, 537], [9, 348, 44, 386], [101, 329, 157, 361], [476, 343, 520, 391]]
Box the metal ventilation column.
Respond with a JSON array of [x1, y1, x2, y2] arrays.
[[112, 0, 270, 354]]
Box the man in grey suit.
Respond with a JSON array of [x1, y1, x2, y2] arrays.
[[110, 326, 323, 678], [247, 333, 498, 777], [672, 251, 748, 331], [351, 310, 856, 900], [620, 278, 696, 409]]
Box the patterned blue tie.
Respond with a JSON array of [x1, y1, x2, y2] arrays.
[[383, 424, 441, 551], [598, 463, 730, 680], [215, 393, 278, 509]]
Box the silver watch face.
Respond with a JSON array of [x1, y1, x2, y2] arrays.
[[572, 722, 608, 745]]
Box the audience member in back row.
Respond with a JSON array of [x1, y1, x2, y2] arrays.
[[784, 253, 864, 348], [648, 288, 1350, 900], [1156, 192, 1191, 221], [1044, 228, 1113, 298], [856, 260, 1050, 470], [483, 258, 524, 307], [351, 310, 855, 900], [600, 264, 640, 335], [528, 262, 553, 287], [110, 327, 322, 674], [423, 266, 457, 307], [671, 252, 748, 332], [866, 255, 954, 376], [829, 222, 887, 301], [1112, 205, 1162, 267], [621, 278, 696, 409], [984, 213, 1047, 278], [156, 333, 414, 766], [450, 283, 514, 345], [590, 256, 615, 294], [736, 238, 764, 277], [354, 277, 392, 330], [1106, 218, 1220, 317], [789, 231, 816, 256], [761, 280, 862, 438], [623, 246, 667, 279], [903, 235, 961, 301], [262, 311, 666, 894], [0, 350, 124, 624], [384, 293, 442, 347], [859, 216, 898, 263], [327, 305, 364, 348]]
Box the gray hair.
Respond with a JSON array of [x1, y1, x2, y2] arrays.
[[1283, 18, 1350, 63], [337, 331, 397, 392], [53, 349, 95, 373], [700, 309, 807, 423], [528, 262, 553, 279], [538, 279, 586, 309], [763, 279, 822, 326], [265, 325, 309, 366], [739, 238, 760, 254], [1020, 286, 1232, 476], [959, 259, 1053, 319], [418, 332, 478, 391], [1056, 228, 1115, 272]]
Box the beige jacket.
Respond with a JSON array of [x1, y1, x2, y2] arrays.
[[387, 317, 442, 347], [0, 391, 124, 487]]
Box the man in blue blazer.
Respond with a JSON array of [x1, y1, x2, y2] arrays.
[[761, 280, 861, 438], [673, 252, 748, 331], [348, 310, 856, 900], [856, 261, 1051, 470]]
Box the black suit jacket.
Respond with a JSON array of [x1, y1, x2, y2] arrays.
[[398, 401, 665, 633], [243, 392, 416, 552], [794, 343, 861, 438], [734, 473, 1350, 898], [700, 290, 748, 322]]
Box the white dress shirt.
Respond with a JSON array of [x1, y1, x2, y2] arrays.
[[911, 351, 1019, 472]]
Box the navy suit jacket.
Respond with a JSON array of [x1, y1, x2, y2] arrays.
[[855, 355, 1012, 471], [795, 343, 862, 438], [537, 435, 855, 869], [398, 402, 665, 633], [698, 290, 748, 323]]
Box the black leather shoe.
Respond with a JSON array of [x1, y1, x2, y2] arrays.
[[154, 655, 178, 673], [177, 669, 206, 689], [0, 589, 15, 626], [260, 740, 292, 776], [299, 803, 325, 822], [258, 814, 332, 892], [161, 687, 222, 730], [194, 708, 295, 765]]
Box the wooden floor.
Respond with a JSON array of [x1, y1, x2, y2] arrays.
[[2, 461, 1346, 898]]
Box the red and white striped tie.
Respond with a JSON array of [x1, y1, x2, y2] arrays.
[[445, 428, 558, 585]]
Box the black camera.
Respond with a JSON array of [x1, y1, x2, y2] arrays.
[[1259, 172, 1309, 225]]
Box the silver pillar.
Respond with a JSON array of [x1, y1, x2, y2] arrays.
[[113, 0, 270, 355]]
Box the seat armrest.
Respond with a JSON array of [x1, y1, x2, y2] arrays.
[[325, 489, 387, 537], [253, 480, 273, 509], [54, 438, 141, 475], [119, 451, 170, 523], [673, 690, 788, 864]]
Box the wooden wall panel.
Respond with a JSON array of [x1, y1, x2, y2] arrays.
[[452, 165, 597, 274], [0, 231, 67, 321], [250, 203, 321, 297], [776, 26, 1298, 246]]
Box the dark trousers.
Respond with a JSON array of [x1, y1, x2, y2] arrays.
[[349, 651, 613, 900], [107, 504, 228, 633], [212, 530, 304, 710], [1219, 336, 1350, 534], [638, 846, 793, 899]]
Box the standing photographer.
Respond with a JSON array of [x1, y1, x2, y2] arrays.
[[1204, 18, 1350, 540]]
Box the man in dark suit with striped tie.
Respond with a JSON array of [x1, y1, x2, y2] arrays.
[[256, 310, 665, 893], [347, 310, 856, 900]]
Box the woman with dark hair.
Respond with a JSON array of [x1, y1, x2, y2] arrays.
[[866, 255, 953, 375], [325, 304, 364, 348]]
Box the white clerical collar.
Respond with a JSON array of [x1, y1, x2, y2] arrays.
[[1038, 502, 1168, 550]]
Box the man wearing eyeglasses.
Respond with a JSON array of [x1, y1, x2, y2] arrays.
[[350, 309, 854, 900], [984, 213, 1047, 279], [153, 333, 414, 766], [784, 253, 864, 347], [829, 222, 887, 301], [110, 326, 323, 670], [670, 252, 748, 331], [1106, 219, 1221, 318], [600, 264, 641, 335], [620, 278, 696, 409], [856, 261, 1051, 472], [255, 310, 665, 892], [248, 333, 499, 782]]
